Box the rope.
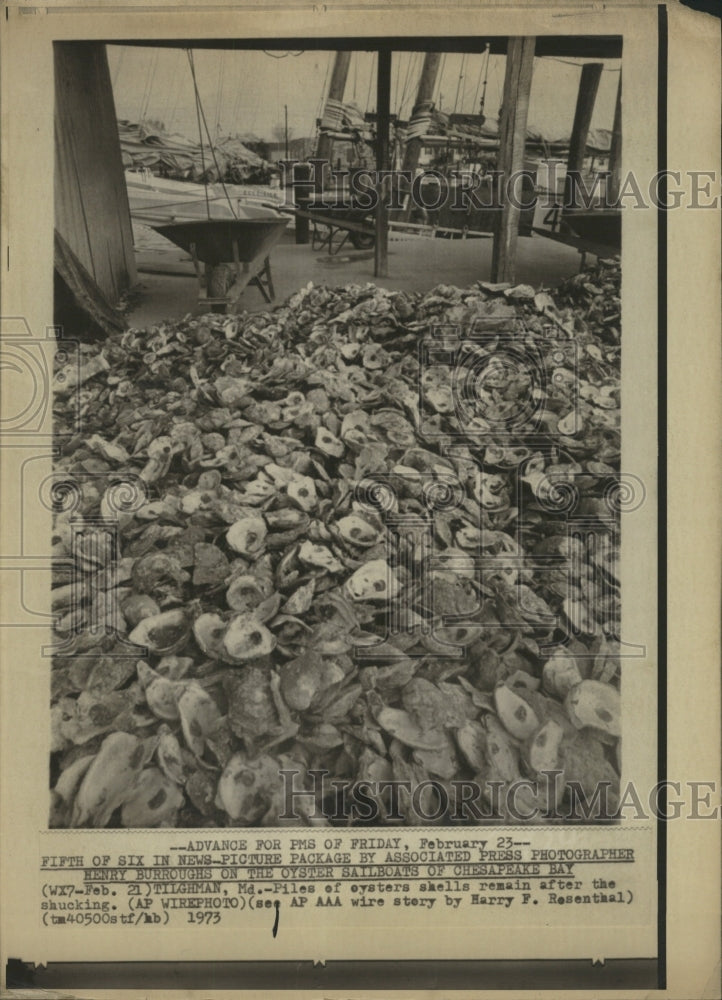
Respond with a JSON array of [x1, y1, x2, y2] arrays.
[[143, 50, 159, 121], [231, 55, 243, 132], [214, 51, 225, 141], [366, 51, 376, 114], [220, 53, 226, 136], [159, 50, 179, 131], [135, 51, 148, 122], [312, 52, 333, 137], [491, 60, 501, 116], [137, 48, 158, 123], [167, 51, 186, 131], [393, 52, 401, 113], [434, 53, 446, 110], [193, 67, 237, 215], [262, 50, 305, 58], [453, 53, 466, 114], [405, 106, 434, 141], [398, 51, 415, 118], [186, 50, 211, 220], [472, 48, 483, 112], [462, 53, 477, 112], [477, 44, 491, 115], [195, 70, 237, 214], [547, 57, 620, 71], [111, 47, 125, 89]]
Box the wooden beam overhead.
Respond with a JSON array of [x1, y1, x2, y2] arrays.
[[491, 36, 535, 285], [107, 35, 622, 59]]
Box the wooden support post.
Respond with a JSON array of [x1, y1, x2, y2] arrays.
[[491, 36, 535, 284], [292, 162, 313, 245], [375, 49, 392, 279], [314, 51, 352, 192], [607, 73, 622, 205]]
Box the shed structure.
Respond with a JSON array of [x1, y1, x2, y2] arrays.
[[54, 35, 621, 303]]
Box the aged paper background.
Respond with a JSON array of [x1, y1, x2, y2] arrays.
[[0, 0, 719, 996]]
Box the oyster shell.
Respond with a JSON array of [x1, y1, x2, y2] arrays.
[[345, 559, 400, 602], [565, 679, 621, 737], [223, 613, 276, 661], [128, 609, 190, 655], [226, 516, 267, 557]]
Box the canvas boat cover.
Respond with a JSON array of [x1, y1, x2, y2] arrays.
[[118, 120, 271, 183]]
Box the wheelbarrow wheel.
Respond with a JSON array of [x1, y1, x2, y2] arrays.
[[349, 231, 375, 250]]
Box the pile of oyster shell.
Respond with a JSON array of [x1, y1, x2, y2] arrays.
[[50, 258, 623, 828]]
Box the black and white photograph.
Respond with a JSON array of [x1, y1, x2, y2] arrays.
[[49, 36, 627, 831]]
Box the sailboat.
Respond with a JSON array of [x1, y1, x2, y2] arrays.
[[126, 169, 281, 225]]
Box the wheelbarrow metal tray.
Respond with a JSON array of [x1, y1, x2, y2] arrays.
[[152, 218, 288, 266]]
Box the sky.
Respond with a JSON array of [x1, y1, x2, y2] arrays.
[[107, 45, 621, 147]]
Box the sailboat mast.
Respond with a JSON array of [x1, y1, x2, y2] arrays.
[[401, 51, 442, 176], [315, 50, 352, 189]]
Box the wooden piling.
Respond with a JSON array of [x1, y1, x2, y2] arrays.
[[374, 49, 392, 279], [491, 36, 536, 284], [607, 73, 622, 205]]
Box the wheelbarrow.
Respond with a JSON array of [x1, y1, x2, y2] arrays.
[[282, 198, 376, 255], [152, 217, 289, 314]]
